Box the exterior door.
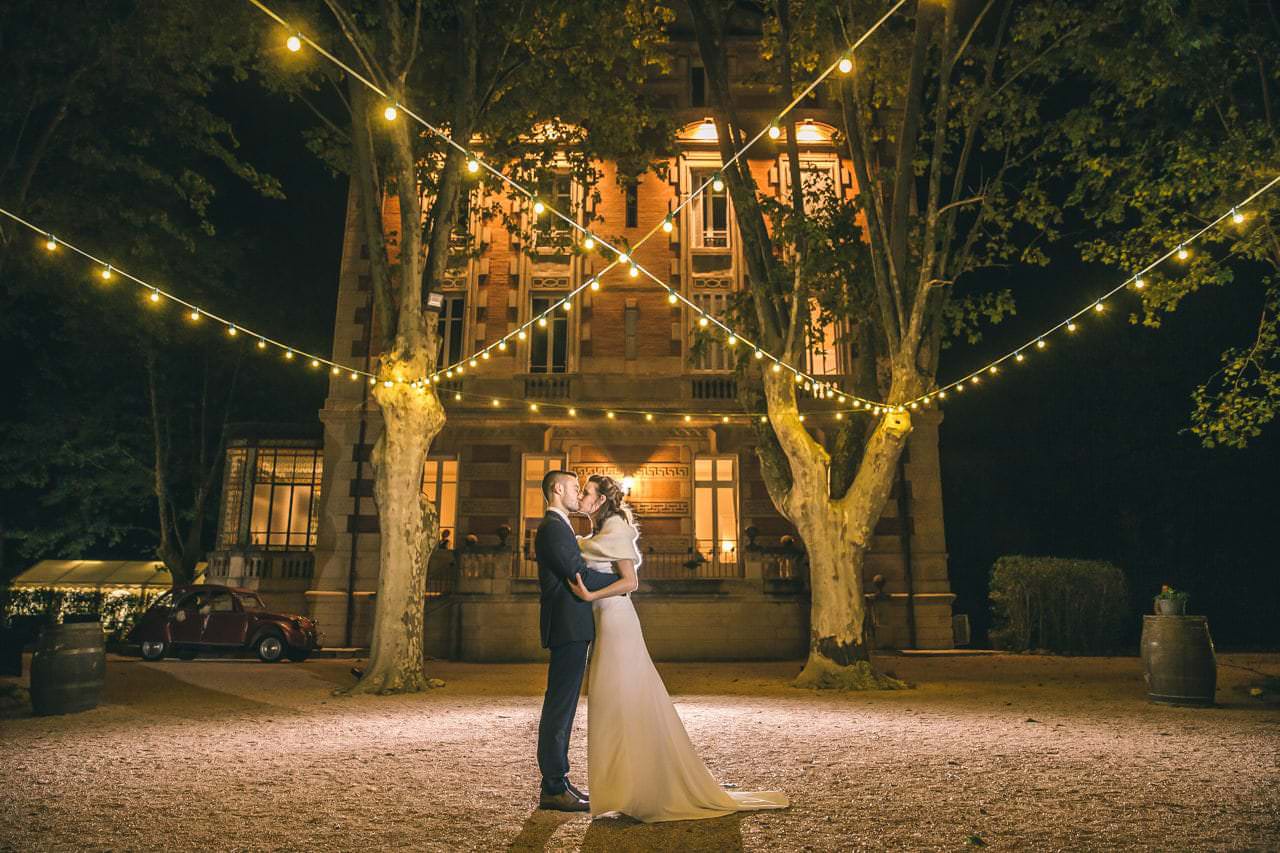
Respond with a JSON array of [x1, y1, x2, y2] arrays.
[[201, 588, 249, 646], [168, 590, 208, 644]]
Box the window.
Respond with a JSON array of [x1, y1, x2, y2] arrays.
[[694, 456, 738, 564], [521, 455, 565, 559], [530, 294, 569, 373], [537, 173, 574, 242], [691, 291, 730, 371], [691, 65, 706, 107], [437, 295, 465, 367], [248, 448, 322, 550], [692, 169, 729, 249], [450, 188, 473, 246], [625, 182, 638, 228], [422, 457, 459, 546], [209, 590, 236, 612], [218, 448, 248, 547], [779, 156, 839, 216], [624, 302, 638, 360], [808, 300, 844, 376]]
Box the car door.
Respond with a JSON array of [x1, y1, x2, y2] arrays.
[[168, 591, 207, 645], [201, 589, 248, 647]]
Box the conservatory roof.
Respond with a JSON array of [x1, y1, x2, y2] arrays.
[[9, 560, 206, 591]]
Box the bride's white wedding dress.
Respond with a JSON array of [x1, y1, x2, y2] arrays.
[[579, 515, 789, 822]]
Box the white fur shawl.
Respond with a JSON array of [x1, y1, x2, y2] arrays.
[[578, 514, 643, 569]]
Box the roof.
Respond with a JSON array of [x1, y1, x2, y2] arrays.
[[9, 560, 207, 591]]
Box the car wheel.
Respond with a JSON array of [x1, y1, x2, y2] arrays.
[[140, 640, 168, 661], [286, 649, 310, 663], [255, 633, 286, 662]]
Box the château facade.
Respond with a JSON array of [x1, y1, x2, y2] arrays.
[[208, 22, 957, 659]]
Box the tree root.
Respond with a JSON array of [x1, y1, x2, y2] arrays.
[[334, 668, 446, 697], [792, 657, 911, 691]]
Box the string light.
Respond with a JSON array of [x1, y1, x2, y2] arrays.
[[286, 34, 302, 52], [100, 265, 112, 281], [467, 158, 479, 173], [582, 236, 595, 250], [1177, 244, 1189, 260], [662, 217, 673, 233], [149, 289, 160, 303], [712, 174, 725, 192], [838, 56, 853, 74], [1134, 276, 1145, 289], [383, 104, 398, 121], [768, 124, 781, 140], [228, 325, 237, 337], [44, 235, 57, 251], [190, 308, 200, 321], [1232, 208, 1244, 224], [533, 199, 545, 215]]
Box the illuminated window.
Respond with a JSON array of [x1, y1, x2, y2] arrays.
[[437, 295, 465, 366], [521, 455, 566, 557], [779, 155, 839, 215], [248, 448, 322, 550], [808, 300, 845, 376], [625, 181, 638, 228], [530, 294, 569, 373], [691, 169, 729, 249], [691, 291, 730, 371], [217, 448, 248, 548], [422, 457, 459, 546], [536, 173, 574, 243], [694, 455, 738, 564]]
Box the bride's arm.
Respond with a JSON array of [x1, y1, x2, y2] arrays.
[[568, 559, 637, 601]]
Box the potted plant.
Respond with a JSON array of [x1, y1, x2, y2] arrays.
[[1154, 585, 1189, 616]]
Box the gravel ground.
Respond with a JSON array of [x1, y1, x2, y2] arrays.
[[1, 652, 1277, 852]]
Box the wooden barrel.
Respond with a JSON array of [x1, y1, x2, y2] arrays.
[[30, 621, 106, 716], [1141, 615, 1216, 707]]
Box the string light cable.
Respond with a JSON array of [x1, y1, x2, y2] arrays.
[[901, 174, 1280, 410], [247, 0, 909, 404]]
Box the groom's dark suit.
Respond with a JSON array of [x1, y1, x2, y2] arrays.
[[535, 510, 616, 796]]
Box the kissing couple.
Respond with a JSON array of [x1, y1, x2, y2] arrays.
[[534, 469, 789, 822]]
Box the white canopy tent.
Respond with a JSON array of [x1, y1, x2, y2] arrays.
[[8, 560, 206, 592]]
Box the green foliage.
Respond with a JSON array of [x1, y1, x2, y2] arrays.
[[2, 586, 164, 641], [989, 556, 1130, 655], [1046, 0, 1280, 447]]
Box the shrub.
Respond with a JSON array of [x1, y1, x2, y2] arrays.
[[1, 587, 166, 642], [989, 556, 1129, 654]]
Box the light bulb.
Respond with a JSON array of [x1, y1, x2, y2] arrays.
[[722, 416, 729, 423], [989, 366, 998, 374], [1067, 321, 1077, 332], [590, 279, 600, 291], [383, 104, 398, 121], [492, 399, 500, 407], [482, 351, 490, 360], [755, 350, 763, 359], [768, 124, 780, 140], [44, 236, 57, 251], [583, 236, 595, 250], [1094, 301, 1105, 312], [727, 335, 737, 345], [798, 415, 806, 422], [771, 363, 781, 373], [331, 365, 340, 375], [350, 371, 358, 380], [467, 158, 479, 173], [1015, 352, 1024, 362], [100, 266, 112, 281], [662, 218, 673, 233], [760, 415, 767, 422], [699, 316, 709, 327], [684, 415, 692, 422], [190, 309, 200, 321], [369, 377, 376, 385], [668, 292, 678, 304], [1177, 244, 1189, 260], [561, 300, 571, 312], [228, 326, 237, 337], [607, 411, 615, 419], [836, 412, 844, 420], [454, 392, 461, 400], [1134, 276, 1145, 289], [517, 330, 527, 341], [956, 382, 964, 391], [1036, 339, 1046, 349], [257, 339, 266, 349], [286, 34, 302, 52], [311, 358, 320, 367], [469, 358, 477, 367], [618, 252, 629, 264], [150, 290, 161, 303], [533, 200, 545, 215], [629, 265, 639, 278], [538, 317, 547, 328], [1232, 209, 1244, 224], [712, 176, 724, 192], [285, 349, 294, 359], [531, 403, 538, 412], [498, 341, 507, 351], [839, 56, 853, 74], [645, 413, 653, 421], [568, 408, 576, 416]]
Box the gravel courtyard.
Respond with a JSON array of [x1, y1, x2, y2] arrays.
[[1, 652, 1277, 852]]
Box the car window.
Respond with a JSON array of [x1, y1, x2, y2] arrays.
[[235, 593, 266, 610], [175, 592, 207, 610], [208, 592, 235, 612]]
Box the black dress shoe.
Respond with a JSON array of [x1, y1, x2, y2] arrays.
[[539, 789, 590, 812], [565, 780, 589, 803]]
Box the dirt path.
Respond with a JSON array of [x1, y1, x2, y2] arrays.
[[2, 653, 1277, 852]]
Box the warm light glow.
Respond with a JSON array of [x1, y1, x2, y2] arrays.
[[467, 158, 479, 173], [286, 34, 302, 52], [607, 411, 615, 419], [698, 316, 709, 328], [712, 176, 725, 192], [533, 200, 545, 215], [498, 340, 507, 351], [768, 124, 781, 140], [727, 335, 736, 345], [618, 252, 629, 264], [285, 349, 294, 359], [518, 330, 527, 340], [835, 412, 844, 420], [668, 292, 678, 304], [150, 290, 160, 303], [721, 415, 729, 423], [568, 408, 576, 416], [383, 380, 393, 388], [257, 339, 266, 349], [330, 365, 339, 375], [538, 317, 547, 328], [621, 475, 635, 493], [590, 279, 600, 291], [100, 266, 112, 281], [1094, 301, 1105, 312], [1232, 209, 1244, 224], [629, 265, 639, 278], [771, 363, 781, 373], [583, 236, 595, 250], [1036, 339, 1046, 349], [662, 218, 673, 233], [470, 358, 478, 367], [645, 413, 653, 421], [482, 351, 490, 360], [989, 366, 998, 374], [684, 415, 691, 422], [561, 300, 571, 312], [796, 119, 823, 142], [190, 309, 200, 321], [692, 117, 718, 141], [350, 371, 358, 380], [1015, 352, 1024, 362], [1134, 276, 1145, 289], [1177, 245, 1189, 260], [760, 415, 767, 422], [838, 56, 853, 74], [44, 236, 57, 251], [755, 350, 763, 359], [529, 403, 538, 412], [383, 104, 398, 121], [798, 414, 806, 422], [228, 326, 237, 336], [1067, 321, 1077, 332], [454, 392, 462, 400]]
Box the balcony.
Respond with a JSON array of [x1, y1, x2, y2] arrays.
[[525, 375, 572, 399]]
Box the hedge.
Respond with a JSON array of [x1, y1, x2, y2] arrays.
[[989, 556, 1129, 654]]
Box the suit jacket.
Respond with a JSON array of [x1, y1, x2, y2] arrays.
[[536, 511, 617, 648]]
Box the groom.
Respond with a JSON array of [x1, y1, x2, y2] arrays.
[[535, 469, 615, 812]]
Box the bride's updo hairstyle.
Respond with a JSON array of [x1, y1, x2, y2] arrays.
[[588, 474, 637, 529]]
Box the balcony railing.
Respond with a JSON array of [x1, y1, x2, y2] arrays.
[[443, 545, 747, 583], [691, 376, 737, 399], [525, 376, 572, 399]]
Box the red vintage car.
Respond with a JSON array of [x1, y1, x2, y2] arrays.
[[127, 584, 322, 663]]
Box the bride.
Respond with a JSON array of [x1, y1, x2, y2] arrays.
[[567, 474, 789, 823]]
